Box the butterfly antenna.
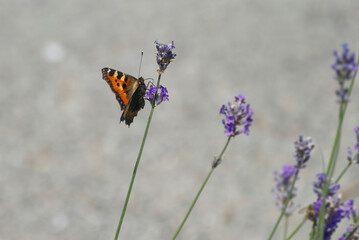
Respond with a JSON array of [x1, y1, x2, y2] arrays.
[[138, 51, 144, 78]]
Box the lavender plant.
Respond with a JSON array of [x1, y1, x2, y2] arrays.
[[113, 40, 175, 240], [332, 44, 358, 105], [109, 41, 358, 240], [172, 94, 253, 239], [268, 44, 359, 240], [316, 44, 358, 240], [269, 136, 315, 239], [310, 173, 355, 239]]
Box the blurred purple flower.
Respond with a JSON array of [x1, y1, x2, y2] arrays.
[[312, 173, 339, 197], [219, 94, 253, 137], [332, 44, 358, 103], [272, 165, 300, 216], [332, 44, 358, 80], [310, 173, 356, 239], [293, 136, 314, 169], [155, 40, 176, 73], [145, 85, 169, 106]]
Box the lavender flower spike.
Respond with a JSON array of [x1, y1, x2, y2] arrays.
[[219, 94, 253, 137], [293, 136, 314, 169], [332, 44, 358, 80], [332, 44, 358, 103], [312, 173, 339, 197], [310, 173, 356, 239], [272, 165, 300, 216], [145, 85, 169, 106], [155, 40, 176, 74]]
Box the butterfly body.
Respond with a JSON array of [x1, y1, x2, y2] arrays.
[[101, 67, 146, 126]]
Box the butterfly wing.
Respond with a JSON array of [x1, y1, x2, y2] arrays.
[[120, 76, 146, 125], [102, 67, 132, 110], [101, 67, 146, 126]]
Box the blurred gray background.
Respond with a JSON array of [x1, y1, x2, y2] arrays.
[[2, 0, 359, 239]]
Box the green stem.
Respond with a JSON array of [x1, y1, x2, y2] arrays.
[[114, 74, 162, 240], [285, 217, 307, 240], [309, 221, 316, 240], [316, 57, 359, 240], [268, 171, 299, 240], [335, 161, 352, 184], [172, 137, 231, 240], [284, 216, 288, 240]]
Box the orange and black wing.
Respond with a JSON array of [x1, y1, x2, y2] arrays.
[[101, 67, 133, 110], [101, 67, 146, 126]]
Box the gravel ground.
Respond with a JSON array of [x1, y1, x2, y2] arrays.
[[2, 1, 359, 239]]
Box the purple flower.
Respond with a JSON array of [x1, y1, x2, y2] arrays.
[[324, 207, 345, 239], [355, 126, 359, 135], [155, 40, 176, 73], [342, 200, 356, 219], [310, 173, 356, 239], [219, 94, 253, 137], [332, 44, 358, 80], [332, 44, 358, 103], [145, 85, 169, 106], [348, 126, 359, 163], [293, 136, 315, 168], [272, 165, 300, 216], [312, 196, 356, 239], [312, 173, 339, 197], [323, 199, 356, 240]]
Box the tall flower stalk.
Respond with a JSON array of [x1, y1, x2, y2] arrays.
[[172, 94, 253, 240], [316, 44, 358, 240], [114, 41, 175, 240], [268, 136, 314, 240]]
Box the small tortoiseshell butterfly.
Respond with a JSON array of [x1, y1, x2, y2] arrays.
[[101, 67, 146, 126]]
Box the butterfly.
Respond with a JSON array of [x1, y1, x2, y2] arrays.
[[101, 67, 146, 126]]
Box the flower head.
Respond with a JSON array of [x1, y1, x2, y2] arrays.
[[155, 40, 176, 74], [272, 165, 299, 216], [312, 173, 339, 197], [293, 136, 315, 169], [332, 44, 358, 103], [310, 173, 356, 239], [145, 85, 169, 106], [219, 94, 253, 137], [332, 44, 358, 80], [321, 198, 355, 240]]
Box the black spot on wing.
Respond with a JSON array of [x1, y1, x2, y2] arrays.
[[108, 69, 115, 76]]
